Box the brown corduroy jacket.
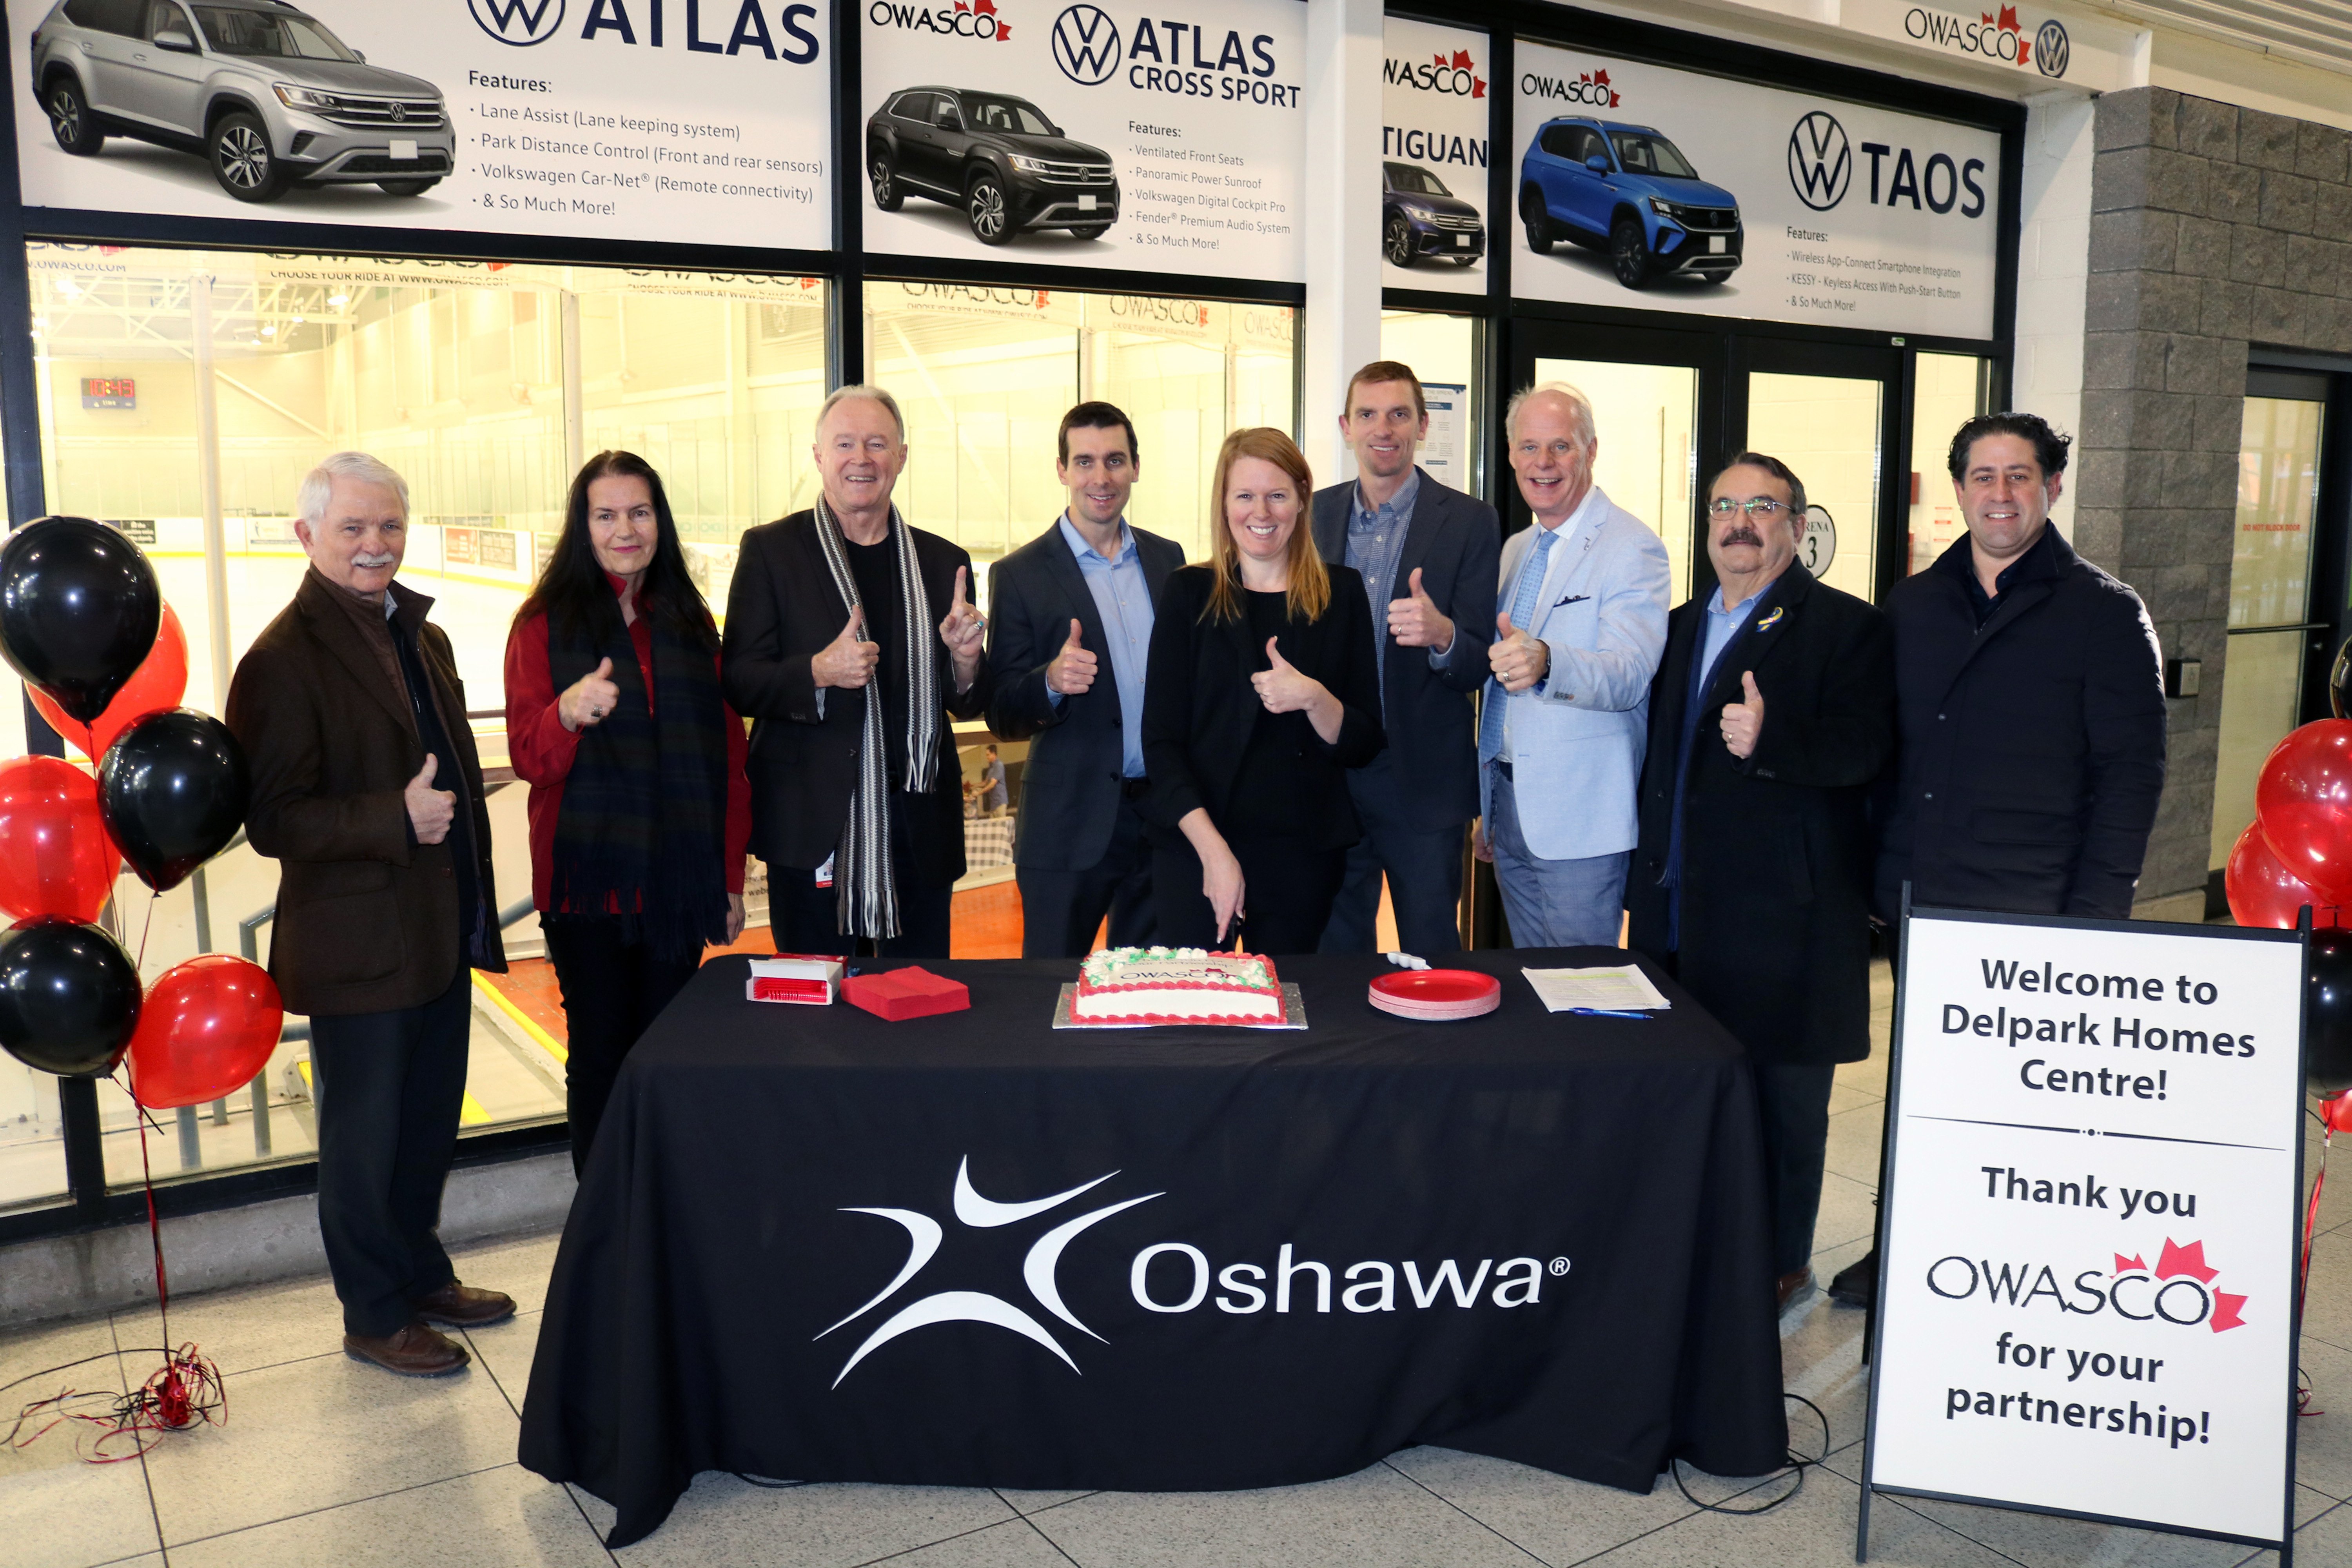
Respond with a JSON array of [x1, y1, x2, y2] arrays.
[[225, 569, 505, 1017]]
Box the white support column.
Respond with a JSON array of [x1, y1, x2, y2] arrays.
[[1300, 0, 1384, 491], [2014, 90, 2097, 548]]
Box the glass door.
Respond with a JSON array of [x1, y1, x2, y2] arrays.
[[1731, 338, 1902, 606]]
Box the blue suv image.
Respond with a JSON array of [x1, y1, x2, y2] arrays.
[[1518, 118, 1741, 289], [1383, 161, 1483, 269]]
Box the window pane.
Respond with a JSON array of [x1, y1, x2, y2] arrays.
[[2232, 395, 2324, 630], [1744, 371, 1880, 602], [1380, 310, 1482, 498], [1532, 358, 1697, 600], [2210, 629, 2307, 871], [27, 243, 828, 1186], [1907, 352, 1985, 575]]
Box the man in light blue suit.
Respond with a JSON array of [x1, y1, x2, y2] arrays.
[[1478, 383, 1671, 947]]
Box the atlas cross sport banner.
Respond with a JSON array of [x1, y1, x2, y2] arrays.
[[1863, 908, 2302, 1553], [1512, 40, 2000, 339], [11, 0, 831, 249], [860, 0, 1306, 281], [1380, 16, 1488, 296]]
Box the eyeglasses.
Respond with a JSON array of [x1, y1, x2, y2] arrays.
[[1708, 497, 1791, 520]]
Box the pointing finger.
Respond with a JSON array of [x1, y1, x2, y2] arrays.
[[952, 564, 969, 609]]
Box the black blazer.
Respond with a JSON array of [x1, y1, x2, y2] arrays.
[[1309, 468, 1499, 829], [985, 518, 1186, 873], [1874, 528, 2167, 921], [1141, 564, 1385, 851], [1625, 564, 1893, 1067], [721, 510, 994, 881]]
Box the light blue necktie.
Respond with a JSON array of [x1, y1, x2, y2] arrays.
[[1479, 526, 1559, 764]]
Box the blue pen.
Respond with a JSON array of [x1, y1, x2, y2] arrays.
[[1566, 1007, 1654, 1020]]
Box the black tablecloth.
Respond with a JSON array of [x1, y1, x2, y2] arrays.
[[517, 949, 1787, 1546]]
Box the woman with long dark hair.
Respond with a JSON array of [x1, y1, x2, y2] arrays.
[[1141, 428, 1384, 951], [505, 451, 750, 1174]]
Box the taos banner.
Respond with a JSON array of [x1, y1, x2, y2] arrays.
[[1863, 907, 2302, 1554], [860, 0, 1307, 282], [1511, 40, 2000, 339], [9, 0, 831, 249], [1380, 16, 1488, 297]]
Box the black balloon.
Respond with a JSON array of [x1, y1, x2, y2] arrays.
[[0, 918, 141, 1078], [98, 708, 250, 893], [0, 516, 162, 723], [2310, 929, 2352, 1096], [2334, 636, 2352, 721]]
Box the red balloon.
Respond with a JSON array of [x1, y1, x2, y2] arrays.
[[31, 603, 189, 760], [2323, 1090, 2352, 1134], [0, 756, 118, 923], [2226, 819, 2336, 928], [2257, 720, 2352, 904], [125, 955, 283, 1111]]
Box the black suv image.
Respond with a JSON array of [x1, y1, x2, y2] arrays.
[[1383, 162, 1483, 268], [867, 87, 1118, 246]]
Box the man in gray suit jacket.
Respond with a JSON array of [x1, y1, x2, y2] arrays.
[[986, 403, 1186, 956], [1310, 361, 1499, 956]]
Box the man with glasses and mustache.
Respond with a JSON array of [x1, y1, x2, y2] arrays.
[[1626, 454, 1895, 1315], [1828, 411, 2167, 1312]]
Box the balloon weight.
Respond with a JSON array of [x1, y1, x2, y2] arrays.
[[97, 709, 249, 893], [0, 918, 141, 1078], [126, 955, 283, 1110], [32, 603, 189, 759], [2225, 819, 2332, 929], [0, 517, 162, 723], [2256, 720, 2352, 904], [0, 755, 118, 923]]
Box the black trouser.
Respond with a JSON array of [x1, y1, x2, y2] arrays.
[[771, 867, 953, 959], [1017, 789, 1156, 958], [1754, 1061, 1839, 1279], [543, 916, 703, 1178], [308, 965, 473, 1339], [1153, 833, 1348, 955], [1318, 753, 1466, 957]]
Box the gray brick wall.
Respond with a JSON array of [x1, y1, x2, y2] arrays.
[[2087, 87, 2352, 913]]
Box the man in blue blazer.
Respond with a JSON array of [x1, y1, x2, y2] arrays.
[[1480, 383, 1671, 947], [986, 403, 1186, 956], [1310, 361, 1499, 956]]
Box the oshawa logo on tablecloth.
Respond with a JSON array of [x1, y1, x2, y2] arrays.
[[819, 1157, 1567, 1386]]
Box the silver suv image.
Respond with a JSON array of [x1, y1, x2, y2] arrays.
[[29, 0, 453, 203]]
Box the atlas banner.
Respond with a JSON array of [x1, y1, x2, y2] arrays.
[[1511, 40, 2000, 339], [1380, 16, 1489, 297], [11, 0, 831, 249], [1863, 907, 2303, 1554], [860, 0, 1307, 281]]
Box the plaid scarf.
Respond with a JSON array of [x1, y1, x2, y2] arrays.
[[812, 495, 940, 940], [546, 592, 731, 958]]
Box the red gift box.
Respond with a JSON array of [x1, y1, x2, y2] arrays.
[[842, 966, 970, 1021]]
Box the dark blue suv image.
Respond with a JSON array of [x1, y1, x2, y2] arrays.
[[1383, 161, 1483, 269], [1519, 118, 1741, 289]]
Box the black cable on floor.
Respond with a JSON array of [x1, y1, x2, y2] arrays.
[[1669, 1391, 1830, 1517]]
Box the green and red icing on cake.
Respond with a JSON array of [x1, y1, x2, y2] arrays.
[[1071, 946, 1284, 1025]]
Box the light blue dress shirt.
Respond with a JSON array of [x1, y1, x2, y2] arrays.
[[1046, 514, 1152, 778], [1699, 574, 1778, 694]]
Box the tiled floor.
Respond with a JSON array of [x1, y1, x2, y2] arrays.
[[8, 960, 2351, 1568]]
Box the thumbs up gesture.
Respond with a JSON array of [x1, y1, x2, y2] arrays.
[[938, 564, 986, 688], [1387, 567, 1455, 651], [558, 655, 619, 733], [405, 753, 455, 845], [813, 604, 880, 690], [1721, 670, 1765, 759], [1488, 610, 1550, 693], [1046, 617, 1098, 696], [1250, 635, 1323, 715]]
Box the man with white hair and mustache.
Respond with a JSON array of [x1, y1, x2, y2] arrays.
[[227, 452, 513, 1378]]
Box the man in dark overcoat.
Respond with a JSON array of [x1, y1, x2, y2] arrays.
[[1626, 452, 1894, 1314]]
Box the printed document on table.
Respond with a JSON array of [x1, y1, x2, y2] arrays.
[[1521, 966, 1672, 1011]]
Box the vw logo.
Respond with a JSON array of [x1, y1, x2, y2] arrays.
[[1787, 110, 1851, 211], [389, 102, 408, 123], [468, 0, 565, 46], [2035, 19, 2071, 78], [1052, 4, 1123, 86]]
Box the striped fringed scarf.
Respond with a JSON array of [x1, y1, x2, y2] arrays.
[[811, 495, 939, 939]]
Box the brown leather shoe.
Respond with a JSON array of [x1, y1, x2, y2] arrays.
[[344, 1320, 470, 1377], [414, 1281, 516, 1327], [1776, 1268, 1815, 1315]]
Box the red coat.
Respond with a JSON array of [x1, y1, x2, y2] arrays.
[[505, 579, 751, 915]]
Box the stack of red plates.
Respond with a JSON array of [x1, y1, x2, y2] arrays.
[[1368, 968, 1501, 1021]]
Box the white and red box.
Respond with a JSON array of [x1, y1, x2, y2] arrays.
[[746, 953, 846, 1005]]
